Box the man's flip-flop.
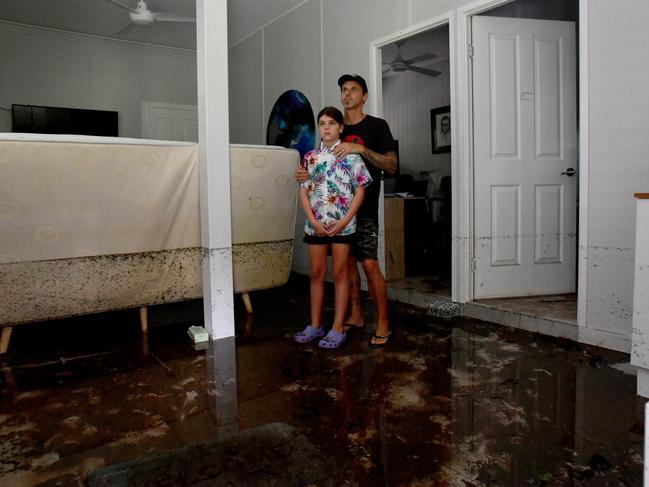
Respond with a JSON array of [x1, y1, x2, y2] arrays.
[[343, 323, 365, 333], [369, 331, 392, 348], [318, 329, 346, 349]]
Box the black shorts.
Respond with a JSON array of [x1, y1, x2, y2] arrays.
[[303, 233, 356, 245], [351, 217, 378, 261]]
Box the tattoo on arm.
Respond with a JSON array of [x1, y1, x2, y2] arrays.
[[362, 149, 397, 174]]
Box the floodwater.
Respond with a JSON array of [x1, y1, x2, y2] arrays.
[[0, 275, 644, 486]]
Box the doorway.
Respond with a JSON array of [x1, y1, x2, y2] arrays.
[[372, 19, 454, 300], [463, 0, 579, 323]]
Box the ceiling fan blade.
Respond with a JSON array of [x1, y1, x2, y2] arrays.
[[117, 22, 135, 35], [404, 52, 438, 65], [105, 0, 136, 12], [407, 66, 442, 77], [154, 13, 196, 23]]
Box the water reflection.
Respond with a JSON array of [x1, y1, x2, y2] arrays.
[[205, 336, 238, 438], [446, 327, 643, 485]]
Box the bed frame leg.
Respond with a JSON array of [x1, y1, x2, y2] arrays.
[[242, 293, 253, 314], [0, 327, 13, 354], [139, 306, 148, 334]]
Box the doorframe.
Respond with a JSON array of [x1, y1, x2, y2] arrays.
[[576, 0, 589, 333], [368, 11, 457, 299], [456, 0, 587, 319]]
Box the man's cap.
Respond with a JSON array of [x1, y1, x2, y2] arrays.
[[337, 74, 368, 93]]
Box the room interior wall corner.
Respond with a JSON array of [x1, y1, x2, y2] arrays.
[[0, 21, 197, 139]]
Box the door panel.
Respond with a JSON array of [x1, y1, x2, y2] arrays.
[[154, 116, 174, 140], [491, 185, 520, 266], [534, 38, 562, 158], [534, 184, 562, 264], [182, 119, 199, 142], [490, 34, 520, 159], [473, 16, 576, 298], [141, 102, 198, 142]]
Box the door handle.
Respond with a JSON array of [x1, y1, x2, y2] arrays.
[[561, 167, 576, 177]]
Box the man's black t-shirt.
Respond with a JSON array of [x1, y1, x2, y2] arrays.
[[341, 115, 395, 220]]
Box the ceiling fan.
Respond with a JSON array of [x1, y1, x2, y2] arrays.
[[382, 41, 441, 77], [106, 0, 196, 34]]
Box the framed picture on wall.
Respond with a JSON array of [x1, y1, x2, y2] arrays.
[[431, 105, 451, 154]]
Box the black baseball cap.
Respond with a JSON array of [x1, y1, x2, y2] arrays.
[[337, 74, 368, 94]]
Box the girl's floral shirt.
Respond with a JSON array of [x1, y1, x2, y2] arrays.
[[301, 140, 372, 236]]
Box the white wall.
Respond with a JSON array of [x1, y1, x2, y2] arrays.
[[227, 0, 308, 46], [0, 22, 197, 137], [582, 0, 649, 347], [264, 0, 322, 141], [382, 26, 451, 178], [228, 31, 263, 144]]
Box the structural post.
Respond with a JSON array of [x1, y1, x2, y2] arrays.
[[644, 402, 649, 487], [632, 195, 649, 392], [196, 0, 235, 339], [631, 195, 649, 487]]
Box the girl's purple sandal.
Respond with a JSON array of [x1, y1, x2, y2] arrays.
[[318, 329, 346, 349], [293, 325, 326, 343]]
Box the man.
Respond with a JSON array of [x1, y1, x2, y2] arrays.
[[295, 74, 397, 347]]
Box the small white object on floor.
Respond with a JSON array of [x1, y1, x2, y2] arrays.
[[187, 325, 209, 343], [193, 341, 208, 351]]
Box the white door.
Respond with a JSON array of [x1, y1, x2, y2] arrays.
[[473, 16, 577, 298], [141, 101, 198, 142]]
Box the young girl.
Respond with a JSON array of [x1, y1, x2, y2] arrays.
[[293, 106, 372, 349]]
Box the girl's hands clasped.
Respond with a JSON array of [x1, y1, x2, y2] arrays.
[[325, 220, 346, 236], [311, 221, 329, 237]]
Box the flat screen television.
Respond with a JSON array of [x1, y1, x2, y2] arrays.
[[12, 104, 118, 137]]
